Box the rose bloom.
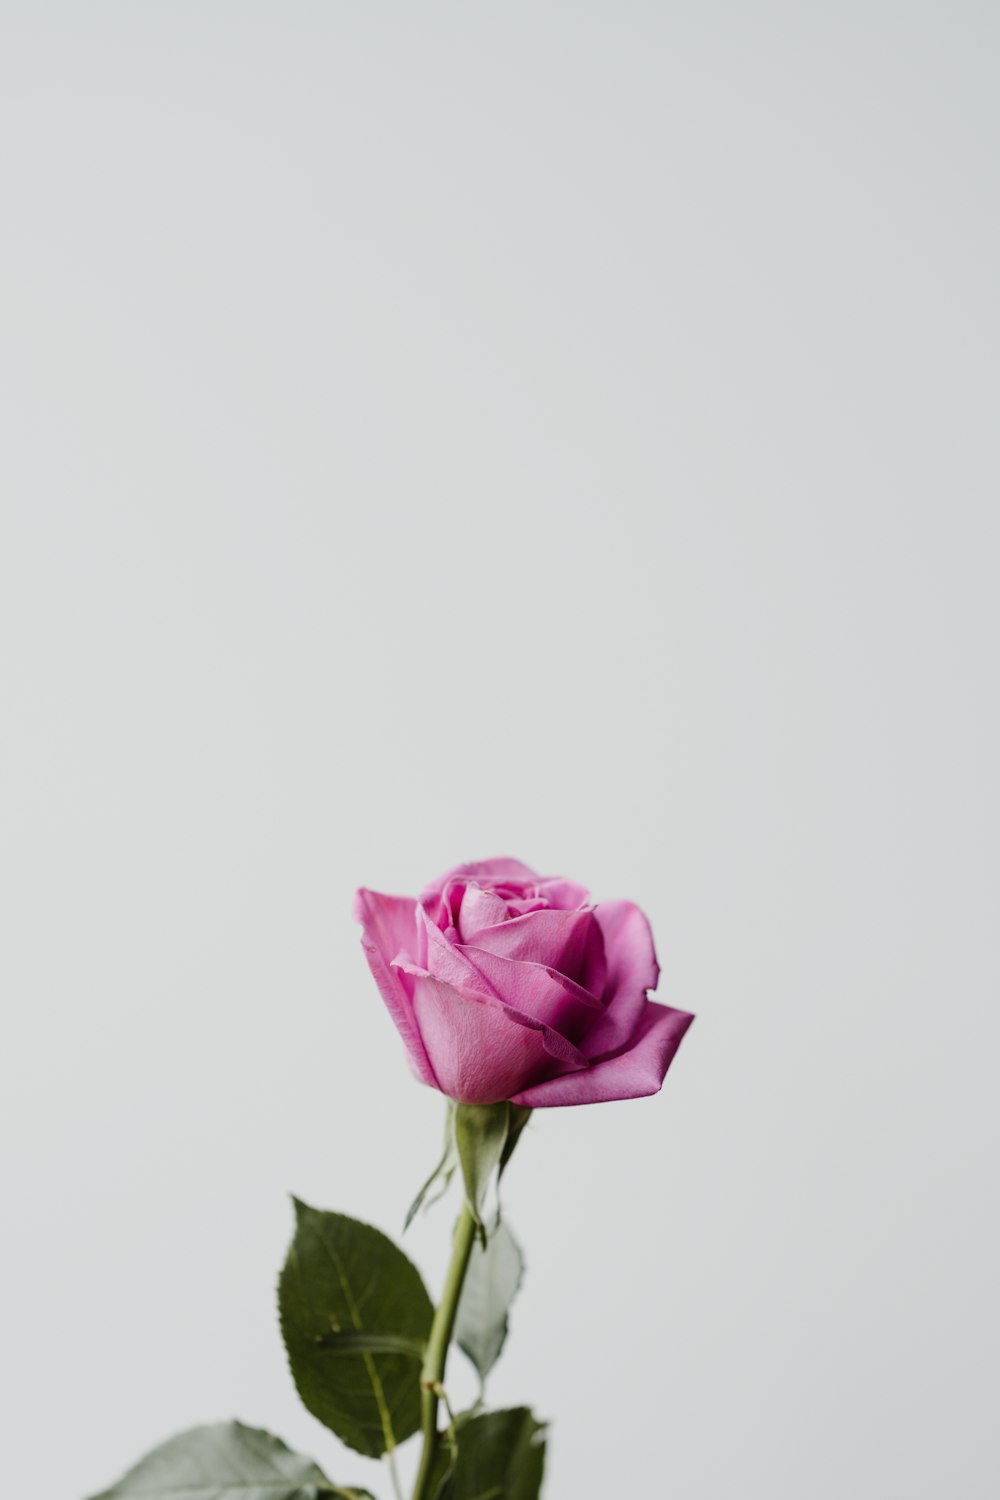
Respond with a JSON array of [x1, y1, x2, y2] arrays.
[[354, 857, 693, 1107]]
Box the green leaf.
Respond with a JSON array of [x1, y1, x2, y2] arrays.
[[454, 1219, 525, 1386], [278, 1199, 433, 1459], [86, 1419, 375, 1500], [454, 1102, 510, 1234], [436, 1408, 546, 1500]]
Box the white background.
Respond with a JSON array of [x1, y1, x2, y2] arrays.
[[1, 5, 997, 1497]]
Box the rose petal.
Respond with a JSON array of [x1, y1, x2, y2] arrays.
[[463, 907, 597, 977], [409, 973, 564, 1104], [532, 876, 591, 910], [455, 884, 510, 939], [581, 900, 661, 1058], [353, 888, 438, 1088], [510, 1001, 694, 1107], [398, 953, 588, 1074], [414, 907, 591, 1058], [459, 946, 603, 1045]]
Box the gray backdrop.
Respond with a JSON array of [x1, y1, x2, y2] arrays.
[[1, 4, 997, 1497]]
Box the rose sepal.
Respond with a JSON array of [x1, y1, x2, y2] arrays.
[[453, 1101, 510, 1242]]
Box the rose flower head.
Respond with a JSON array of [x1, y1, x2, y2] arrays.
[[354, 857, 693, 1107]]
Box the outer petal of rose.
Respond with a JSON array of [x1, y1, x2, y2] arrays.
[[420, 857, 540, 901], [510, 1001, 694, 1107], [409, 972, 565, 1105], [353, 887, 439, 1089], [580, 900, 661, 1058], [397, 949, 587, 1069]]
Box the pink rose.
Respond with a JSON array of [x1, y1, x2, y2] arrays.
[[354, 857, 693, 1107]]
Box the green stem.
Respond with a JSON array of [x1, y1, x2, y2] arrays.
[[411, 1203, 477, 1500]]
